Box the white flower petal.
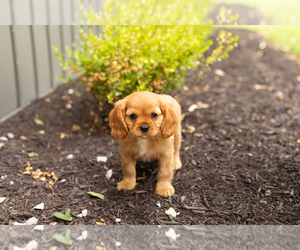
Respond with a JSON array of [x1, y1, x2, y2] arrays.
[[81, 230, 88, 240], [14, 240, 38, 250], [33, 203, 44, 210], [67, 154, 73, 159], [165, 228, 179, 241], [24, 217, 38, 225], [97, 156, 107, 162], [188, 104, 198, 112], [81, 209, 88, 217], [106, 169, 113, 180], [0, 197, 6, 203], [34, 225, 44, 231], [165, 207, 177, 218], [7, 133, 15, 139]]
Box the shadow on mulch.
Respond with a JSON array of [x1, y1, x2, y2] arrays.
[[0, 28, 300, 227]]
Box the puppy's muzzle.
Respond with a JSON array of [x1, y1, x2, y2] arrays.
[[140, 125, 150, 133]]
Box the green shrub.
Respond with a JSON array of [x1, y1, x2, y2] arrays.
[[52, 0, 239, 107]]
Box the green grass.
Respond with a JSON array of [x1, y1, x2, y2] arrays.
[[213, 0, 300, 58], [213, 0, 300, 25]]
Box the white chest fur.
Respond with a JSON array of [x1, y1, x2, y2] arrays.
[[137, 138, 148, 156]]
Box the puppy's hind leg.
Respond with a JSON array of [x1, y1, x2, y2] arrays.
[[173, 123, 182, 170], [117, 154, 136, 191]]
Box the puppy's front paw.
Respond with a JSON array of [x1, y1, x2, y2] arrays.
[[117, 179, 136, 191], [155, 183, 175, 197], [174, 157, 182, 170]]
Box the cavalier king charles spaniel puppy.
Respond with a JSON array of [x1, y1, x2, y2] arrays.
[[109, 91, 182, 196]]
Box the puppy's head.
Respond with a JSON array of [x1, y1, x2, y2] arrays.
[[109, 92, 178, 140]]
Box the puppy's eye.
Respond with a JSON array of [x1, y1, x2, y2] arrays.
[[129, 114, 137, 120], [151, 113, 158, 118]]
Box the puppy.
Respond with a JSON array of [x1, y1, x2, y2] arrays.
[[109, 91, 182, 197]]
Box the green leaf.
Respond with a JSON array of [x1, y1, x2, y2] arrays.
[[52, 229, 72, 245], [28, 152, 35, 158], [34, 118, 44, 126], [87, 189, 104, 200], [52, 208, 72, 221]]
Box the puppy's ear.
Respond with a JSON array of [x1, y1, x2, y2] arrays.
[[160, 102, 179, 139], [109, 99, 128, 140]]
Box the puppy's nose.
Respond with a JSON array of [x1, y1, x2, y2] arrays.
[[140, 125, 150, 133]]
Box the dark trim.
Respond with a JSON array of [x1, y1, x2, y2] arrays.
[[10, 25, 20, 107], [10, 0, 14, 25], [29, 26, 39, 97], [29, 0, 34, 24], [46, 26, 54, 87], [46, 0, 50, 24]]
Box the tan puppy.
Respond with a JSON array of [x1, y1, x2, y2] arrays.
[[109, 91, 182, 196]]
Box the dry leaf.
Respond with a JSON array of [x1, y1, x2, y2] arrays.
[[71, 124, 81, 132], [256, 50, 264, 57], [96, 246, 107, 250], [203, 85, 210, 92], [214, 69, 225, 77], [187, 125, 195, 133], [201, 123, 208, 128], [60, 133, 66, 139], [265, 190, 272, 194], [221, 82, 234, 87], [254, 84, 268, 90], [34, 118, 44, 126], [96, 222, 107, 225], [194, 133, 203, 137], [197, 102, 210, 109], [276, 91, 284, 100]]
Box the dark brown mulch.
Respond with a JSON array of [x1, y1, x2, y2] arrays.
[[0, 28, 300, 228]]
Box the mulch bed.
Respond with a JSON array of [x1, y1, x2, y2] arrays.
[[1, 27, 300, 230]]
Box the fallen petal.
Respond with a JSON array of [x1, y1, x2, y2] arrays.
[[81, 230, 88, 240], [25, 217, 38, 225], [165, 207, 178, 218], [188, 104, 198, 112], [34, 225, 44, 231], [214, 69, 225, 77], [14, 240, 38, 250], [7, 133, 14, 139], [0, 197, 6, 203], [34, 203, 44, 210], [106, 169, 113, 180], [82, 209, 88, 217], [165, 228, 180, 241], [97, 156, 108, 162], [67, 154, 73, 159]]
